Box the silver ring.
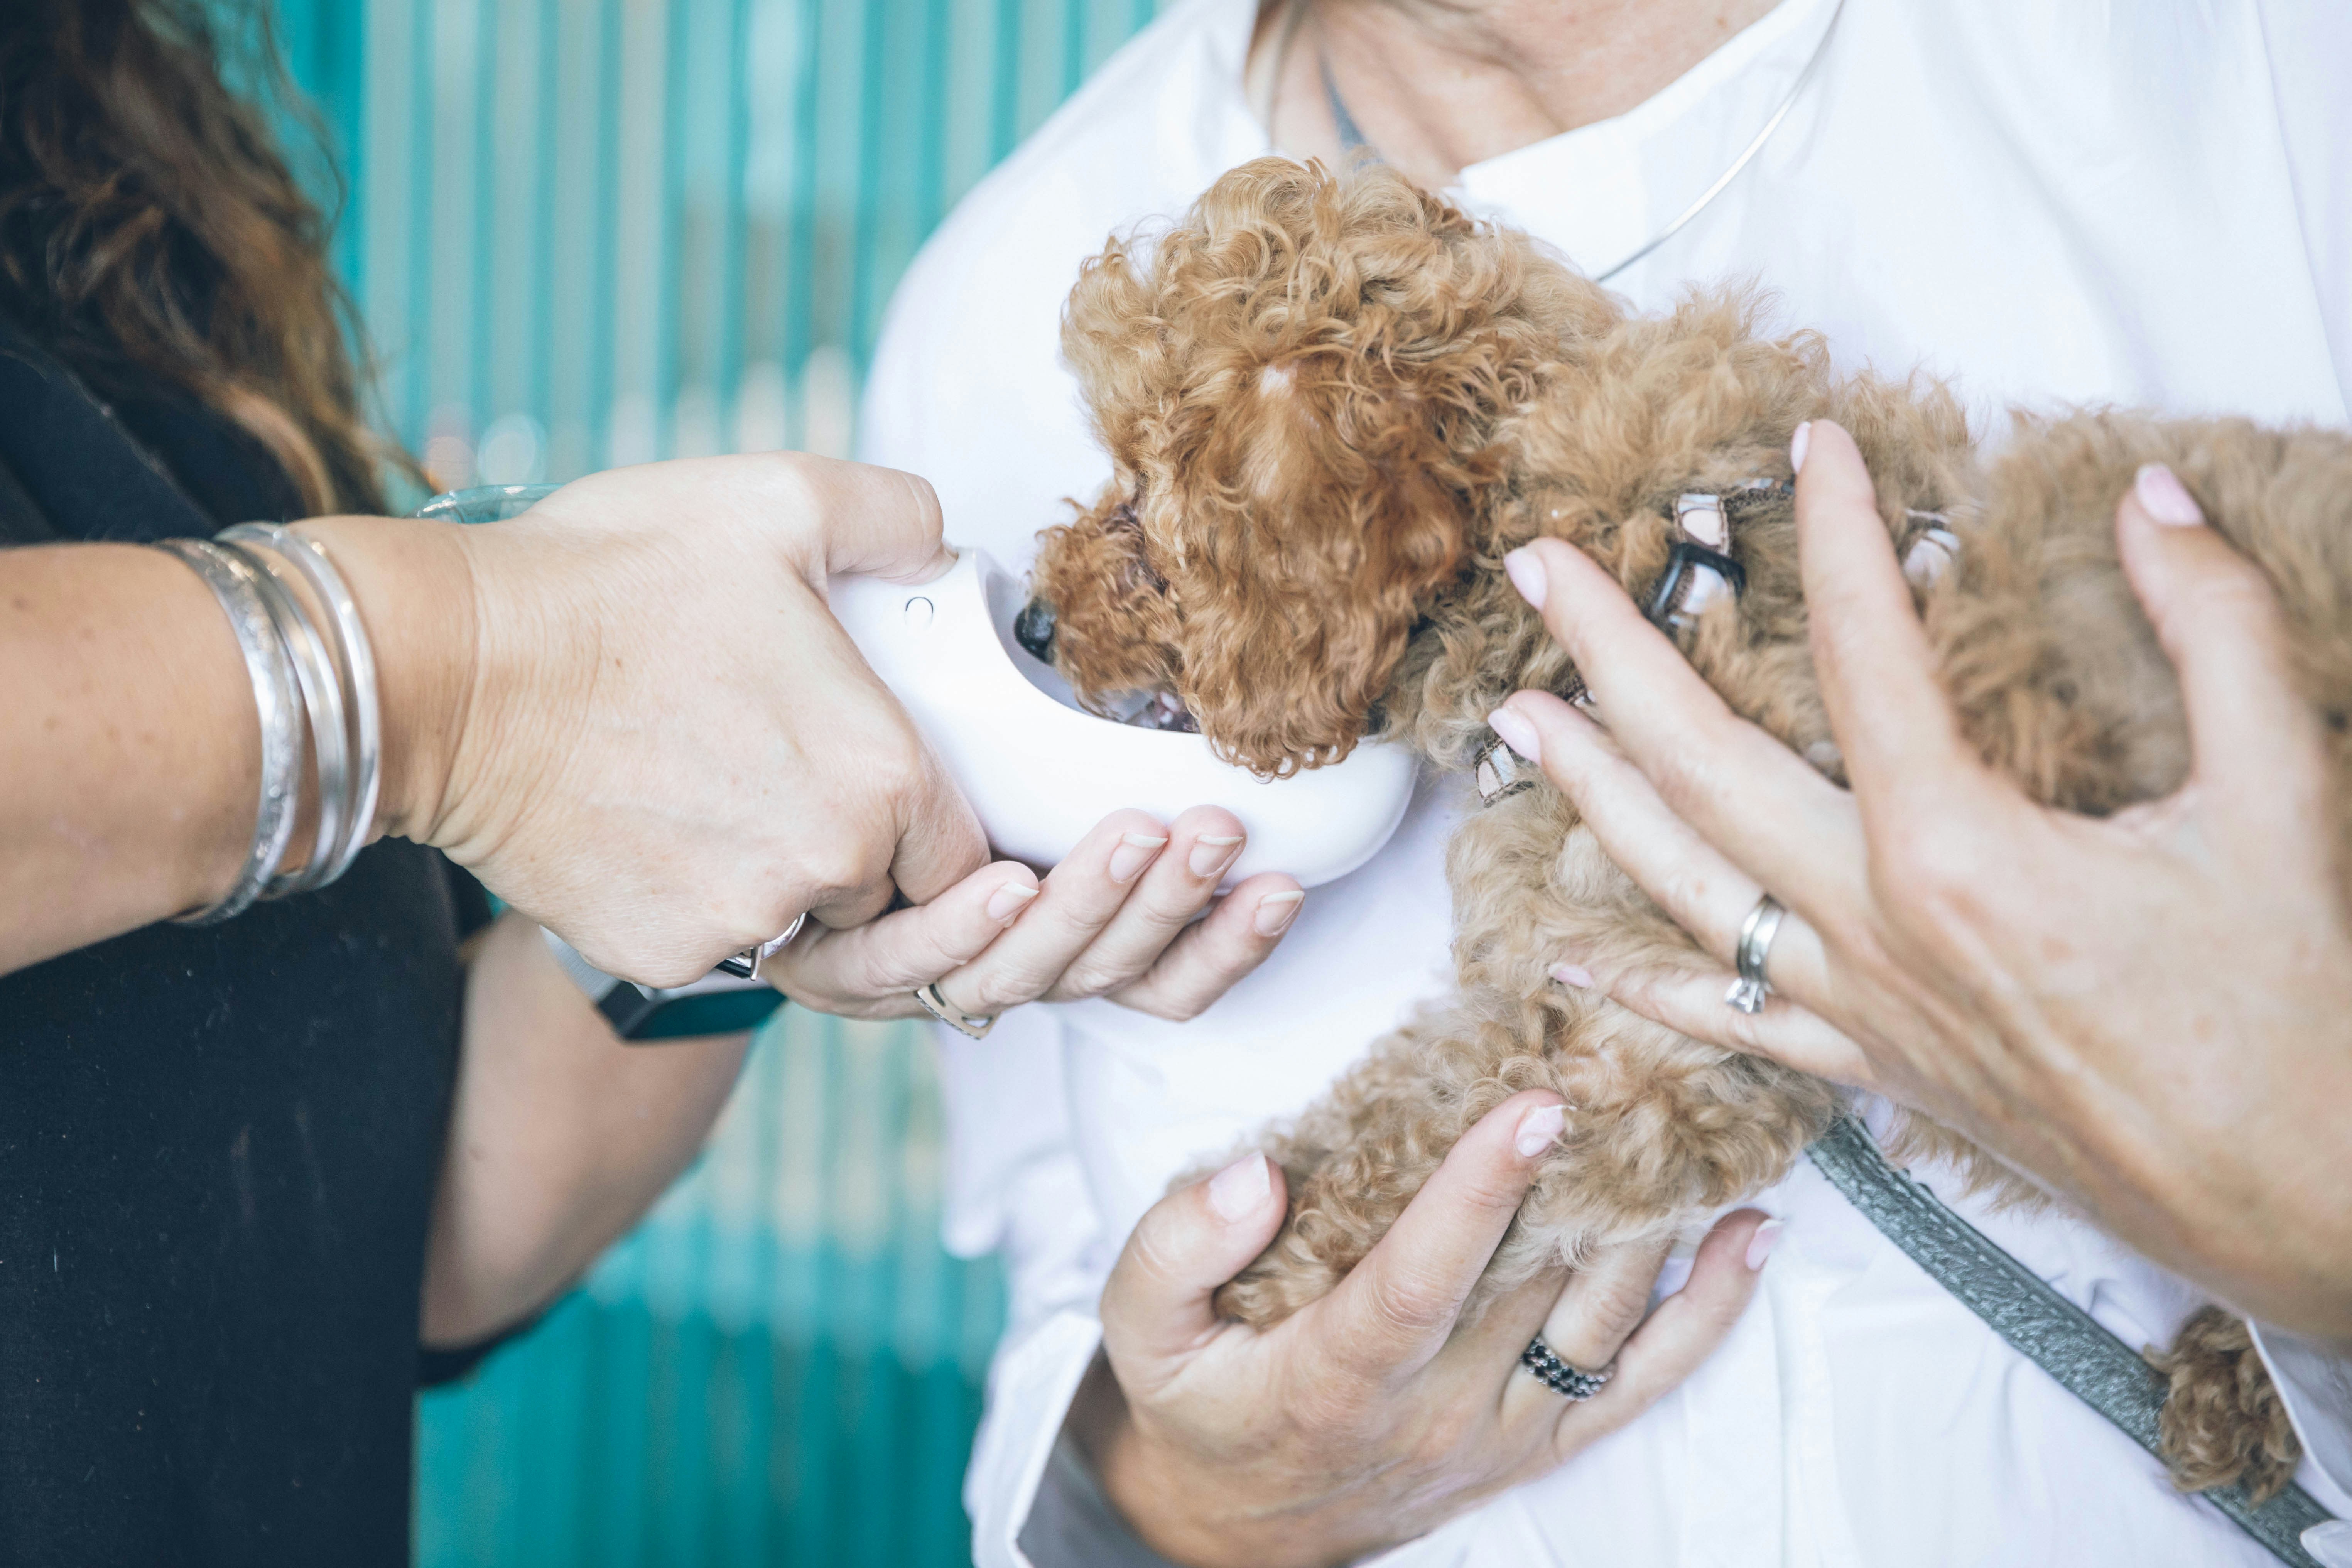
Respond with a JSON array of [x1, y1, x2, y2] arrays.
[[1521, 1336, 1613, 1401], [715, 911, 807, 981], [1725, 894, 1786, 1014], [912, 980, 995, 1040]]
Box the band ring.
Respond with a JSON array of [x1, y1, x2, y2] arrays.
[[1724, 893, 1786, 1015], [913, 980, 996, 1040], [1521, 1336, 1613, 1401], [715, 911, 808, 981]]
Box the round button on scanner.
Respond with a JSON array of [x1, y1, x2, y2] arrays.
[[903, 595, 935, 629]]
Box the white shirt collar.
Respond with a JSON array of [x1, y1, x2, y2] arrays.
[[1446, 0, 1840, 280]]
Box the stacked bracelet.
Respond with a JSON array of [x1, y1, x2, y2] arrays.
[[219, 525, 383, 891], [155, 540, 303, 923], [158, 525, 384, 922]]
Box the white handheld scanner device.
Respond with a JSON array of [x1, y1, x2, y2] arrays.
[[419, 488, 1417, 1035], [827, 547, 1417, 891]]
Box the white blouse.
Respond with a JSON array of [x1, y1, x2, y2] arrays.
[[857, 0, 2352, 1562]]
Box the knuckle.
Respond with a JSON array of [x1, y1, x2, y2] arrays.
[[797, 843, 875, 901], [2174, 565, 2281, 636], [1450, 1156, 1540, 1216], [1363, 1266, 1453, 1341], [1144, 987, 1208, 1023], [1050, 955, 1130, 999], [844, 939, 921, 999], [864, 731, 929, 803], [895, 469, 944, 531], [1870, 821, 1977, 915], [1580, 1269, 1654, 1336], [958, 966, 1040, 1014], [757, 451, 824, 510]]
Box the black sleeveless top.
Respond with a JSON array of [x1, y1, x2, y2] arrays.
[[0, 318, 488, 1566]]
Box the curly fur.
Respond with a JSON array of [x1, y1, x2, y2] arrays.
[[1032, 159, 2328, 1494], [2148, 1306, 2305, 1504]]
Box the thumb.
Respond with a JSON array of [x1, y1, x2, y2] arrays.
[[785, 454, 954, 584], [1099, 1154, 1288, 1379], [2112, 462, 2326, 843]]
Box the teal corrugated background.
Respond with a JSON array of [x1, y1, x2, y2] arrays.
[[261, 2, 1164, 1561]]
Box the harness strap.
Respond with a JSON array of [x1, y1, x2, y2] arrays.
[[1808, 1114, 2338, 1567], [1474, 480, 1790, 806]]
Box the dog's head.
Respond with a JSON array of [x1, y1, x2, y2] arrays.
[[1022, 158, 1619, 776]]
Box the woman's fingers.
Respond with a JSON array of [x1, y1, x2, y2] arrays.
[[882, 740, 993, 908], [1539, 1208, 1773, 1460], [789, 805, 1299, 1021], [2112, 463, 2331, 864], [1792, 421, 1985, 833], [788, 455, 956, 584], [1107, 873, 1304, 1021], [1098, 1152, 1289, 1391], [1312, 1090, 1568, 1385], [1042, 807, 1255, 1001], [1505, 537, 1865, 922], [1575, 957, 1875, 1085], [1496, 695, 1795, 972], [927, 809, 1169, 1014], [765, 858, 1039, 1013], [1534, 1235, 1674, 1374]]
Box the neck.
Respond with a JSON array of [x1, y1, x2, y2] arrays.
[[1252, 0, 1781, 190]]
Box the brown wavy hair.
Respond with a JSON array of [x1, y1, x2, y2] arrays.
[[0, 0, 389, 515]]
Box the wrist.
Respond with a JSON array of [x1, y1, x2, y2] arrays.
[[1074, 1361, 1343, 1568], [290, 516, 478, 848], [1071, 1363, 1219, 1566]]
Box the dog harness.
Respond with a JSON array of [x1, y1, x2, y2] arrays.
[[1811, 1116, 2338, 1566], [1473, 479, 1791, 806]]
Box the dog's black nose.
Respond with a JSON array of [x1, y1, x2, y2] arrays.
[[1014, 597, 1058, 662]]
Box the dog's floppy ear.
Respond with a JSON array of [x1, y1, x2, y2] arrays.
[[1058, 157, 1597, 775], [1157, 377, 1485, 776]]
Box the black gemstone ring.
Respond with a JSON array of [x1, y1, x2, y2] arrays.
[[1521, 1336, 1614, 1401]]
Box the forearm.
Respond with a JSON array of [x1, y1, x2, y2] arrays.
[[0, 522, 470, 976], [1, 543, 267, 970], [421, 908, 751, 1347]]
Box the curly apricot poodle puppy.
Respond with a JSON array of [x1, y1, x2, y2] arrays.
[[1019, 157, 2344, 1502]]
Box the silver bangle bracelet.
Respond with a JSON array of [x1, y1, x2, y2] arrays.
[[156, 539, 303, 924], [218, 538, 349, 898], [219, 524, 382, 888]]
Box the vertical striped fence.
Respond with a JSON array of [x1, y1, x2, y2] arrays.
[[265, 1, 1164, 1561]]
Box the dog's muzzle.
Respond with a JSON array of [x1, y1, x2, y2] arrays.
[[1013, 597, 1057, 662]]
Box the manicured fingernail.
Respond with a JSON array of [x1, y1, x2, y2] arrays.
[[1189, 834, 1244, 878], [1207, 1153, 1272, 1222], [1790, 421, 1811, 475], [1253, 889, 1305, 936], [1108, 832, 1167, 882], [985, 882, 1038, 921], [1503, 547, 1547, 610], [1746, 1219, 1785, 1271], [1513, 1102, 1566, 1158], [1486, 705, 1541, 765], [2303, 1520, 2352, 1568], [2134, 463, 2203, 527], [1550, 962, 1592, 988]]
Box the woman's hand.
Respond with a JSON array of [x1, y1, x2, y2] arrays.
[[302, 453, 989, 988], [768, 805, 1304, 1023], [1076, 1090, 1775, 1568], [1488, 419, 2352, 1338]]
